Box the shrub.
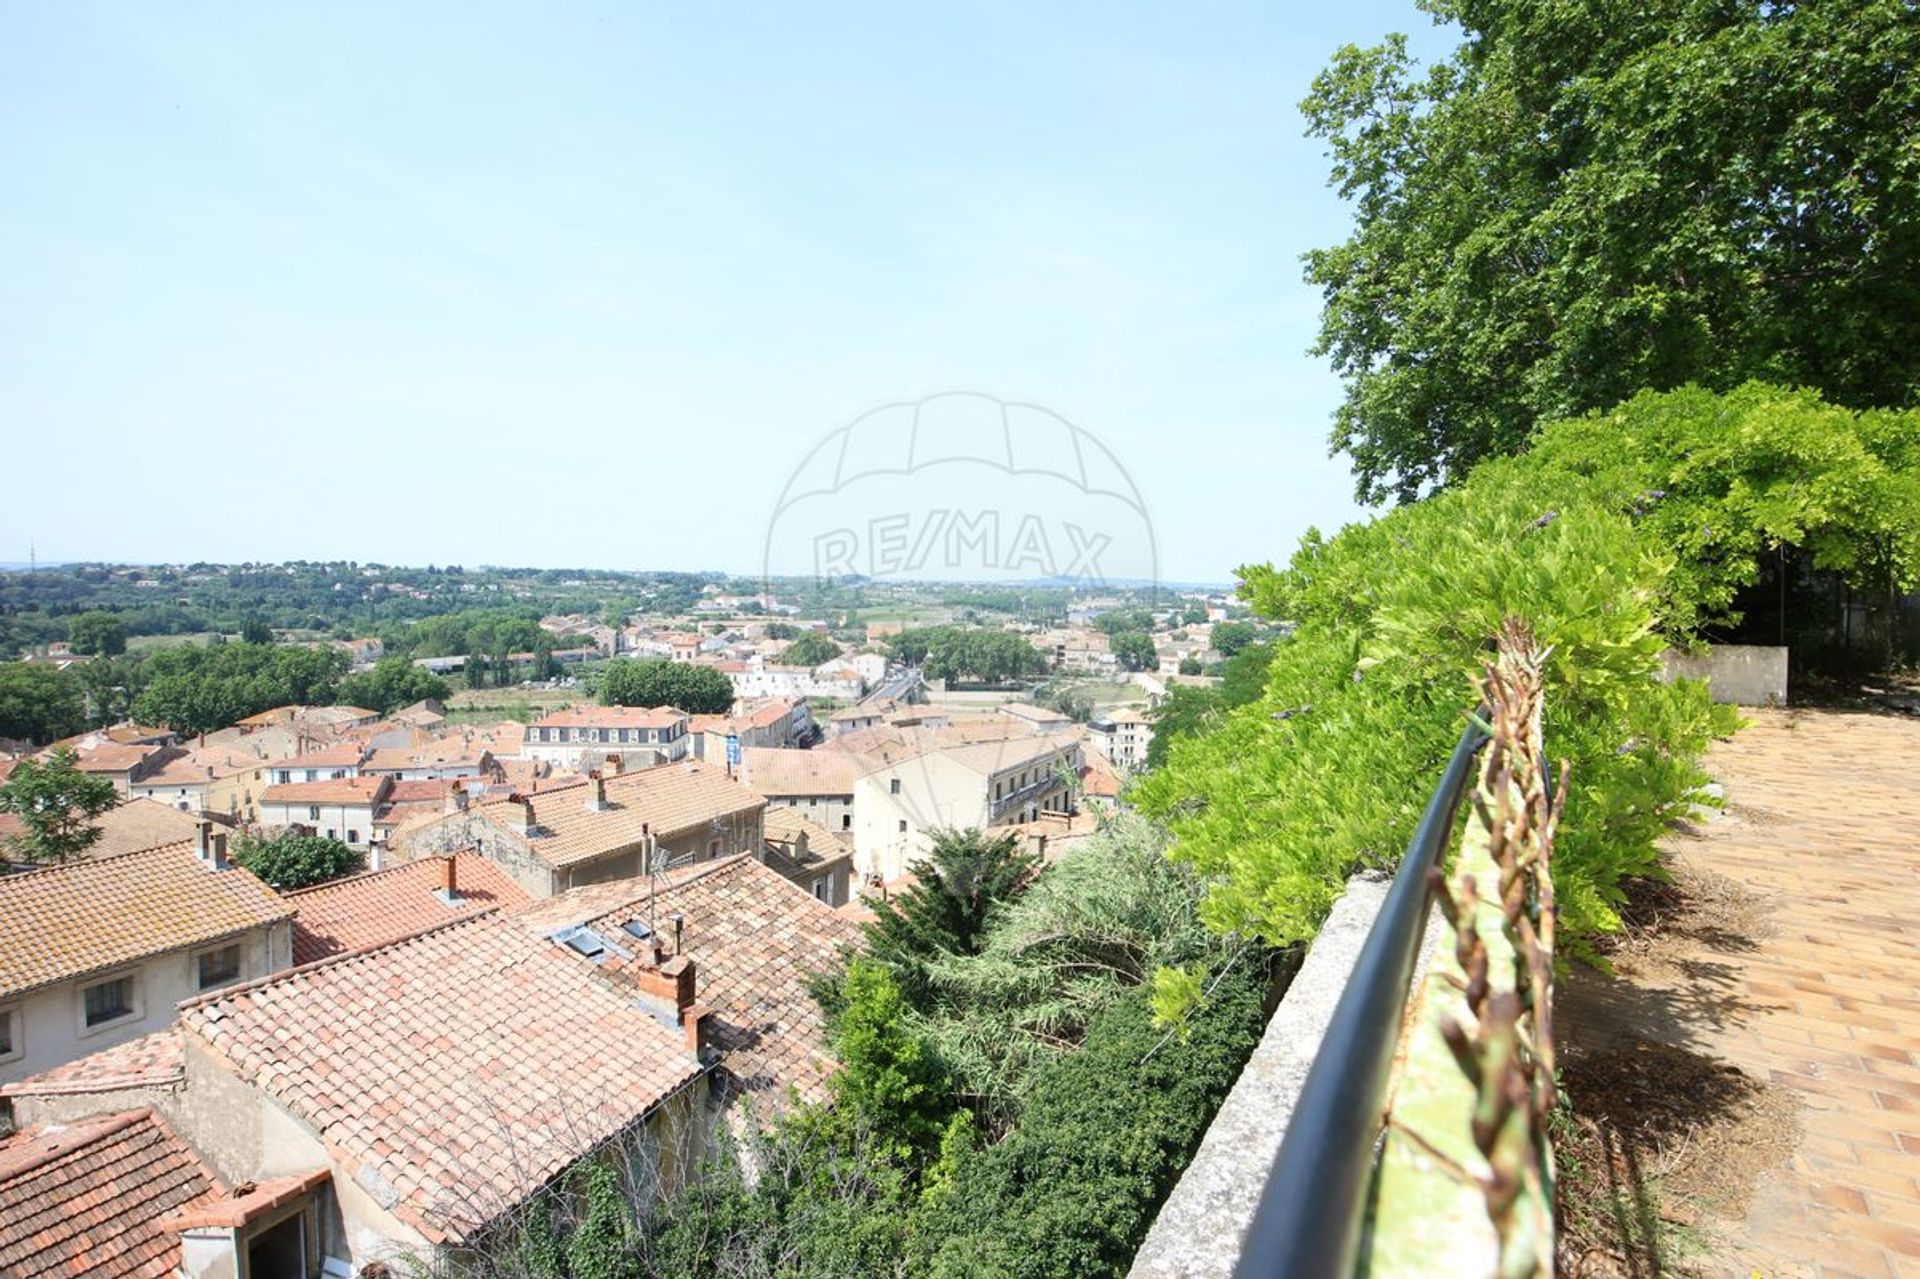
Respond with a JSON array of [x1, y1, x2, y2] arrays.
[[913, 957, 1268, 1279], [231, 832, 360, 890]]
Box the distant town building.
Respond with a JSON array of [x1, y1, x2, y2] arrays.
[[521, 705, 691, 772]]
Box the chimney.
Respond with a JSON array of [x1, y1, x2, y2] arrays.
[[443, 781, 468, 816], [671, 912, 685, 956], [435, 854, 459, 904], [506, 794, 535, 837], [682, 1002, 710, 1056], [210, 830, 230, 870], [195, 821, 214, 866], [604, 753, 624, 777], [585, 770, 609, 813]]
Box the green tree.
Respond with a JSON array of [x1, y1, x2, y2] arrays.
[[67, 612, 128, 657], [0, 747, 119, 864], [598, 659, 734, 715], [240, 615, 273, 645], [132, 642, 349, 735], [922, 631, 1049, 685], [1092, 609, 1153, 636], [780, 631, 843, 668], [1177, 656, 1203, 677], [0, 662, 87, 744], [1109, 631, 1157, 673], [914, 958, 1268, 1279], [1208, 621, 1257, 656], [823, 959, 956, 1161], [841, 828, 1040, 1014], [1304, 0, 1920, 502], [74, 655, 147, 728], [336, 657, 452, 715], [230, 832, 361, 889]]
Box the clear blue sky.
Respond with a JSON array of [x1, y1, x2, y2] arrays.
[[1, 2, 1456, 583]]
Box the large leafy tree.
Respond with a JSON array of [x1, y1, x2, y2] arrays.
[[780, 631, 843, 668], [1305, 0, 1920, 502], [0, 747, 119, 864], [336, 657, 452, 715], [66, 611, 128, 657], [0, 662, 87, 744], [230, 832, 361, 889], [598, 658, 734, 714], [132, 640, 349, 735], [1109, 631, 1158, 672]]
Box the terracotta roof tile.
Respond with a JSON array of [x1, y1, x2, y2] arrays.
[[529, 706, 689, 731], [267, 743, 368, 771], [0, 1109, 221, 1279], [286, 854, 531, 964], [761, 808, 851, 861], [471, 763, 764, 870], [511, 857, 862, 1105], [178, 913, 702, 1243], [0, 845, 291, 1000], [1, 1030, 185, 1099], [72, 799, 207, 860], [741, 748, 856, 796], [258, 776, 391, 807]]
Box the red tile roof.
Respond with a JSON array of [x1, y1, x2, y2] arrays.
[[0, 844, 291, 1000], [511, 856, 862, 1105], [178, 912, 703, 1243], [1, 1030, 184, 1099], [268, 742, 368, 770], [467, 762, 765, 870], [286, 853, 531, 964], [259, 775, 391, 807], [529, 705, 689, 731], [0, 1110, 220, 1279]]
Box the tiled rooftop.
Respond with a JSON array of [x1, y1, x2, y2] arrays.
[[762, 807, 851, 862], [473, 762, 765, 869], [69, 799, 205, 860], [286, 853, 531, 964], [741, 746, 857, 796], [0, 1030, 185, 1099], [0, 1109, 220, 1279], [0, 844, 291, 1000], [179, 911, 702, 1242], [258, 775, 390, 807], [528, 705, 689, 730], [511, 855, 862, 1104]]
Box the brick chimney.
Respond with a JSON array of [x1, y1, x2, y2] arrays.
[[603, 753, 624, 777], [443, 781, 468, 816], [506, 794, 535, 837], [585, 770, 609, 813], [434, 854, 459, 904]]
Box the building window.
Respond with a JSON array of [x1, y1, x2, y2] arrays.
[[890, 778, 901, 795], [83, 976, 135, 1028], [898, 819, 908, 833], [812, 879, 829, 902], [277, 770, 290, 785], [708, 839, 720, 858], [197, 944, 242, 990], [842, 814, 851, 830], [808, 797, 817, 807], [308, 805, 321, 821], [347, 829, 359, 845], [0, 1006, 18, 1061]]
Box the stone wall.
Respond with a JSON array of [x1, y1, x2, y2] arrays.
[[1661, 643, 1789, 706]]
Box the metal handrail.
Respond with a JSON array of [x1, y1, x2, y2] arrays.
[[1233, 710, 1490, 1279]]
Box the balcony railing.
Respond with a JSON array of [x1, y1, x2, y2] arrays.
[[1232, 713, 1491, 1278]]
